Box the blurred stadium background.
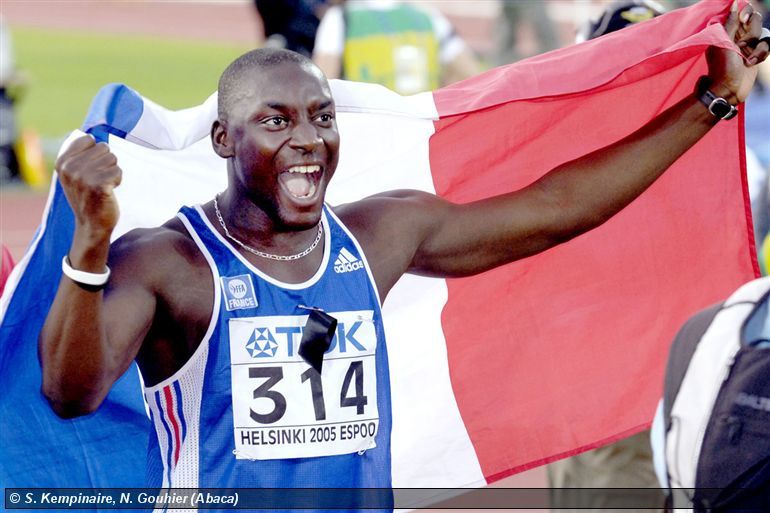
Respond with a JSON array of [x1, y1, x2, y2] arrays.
[[0, 0, 628, 283]]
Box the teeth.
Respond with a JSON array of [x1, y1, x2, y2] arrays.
[[288, 165, 320, 174]]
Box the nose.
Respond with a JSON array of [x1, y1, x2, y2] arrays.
[[289, 119, 322, 153]]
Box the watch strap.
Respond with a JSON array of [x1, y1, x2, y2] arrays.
[[695, 76, 738, 121]]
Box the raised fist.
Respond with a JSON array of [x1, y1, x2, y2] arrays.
[[56, 134, 122, 242]]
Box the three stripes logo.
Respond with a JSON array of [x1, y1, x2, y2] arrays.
[[334, 247, 364, 274]]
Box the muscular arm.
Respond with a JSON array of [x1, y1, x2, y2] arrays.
[[39, 230, 160, 418], [342, 96, 719, 296], [38, 136, 158, 418], [411, 93, 719, 276]]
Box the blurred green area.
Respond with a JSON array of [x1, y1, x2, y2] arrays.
[[13, 27, 250, 140]]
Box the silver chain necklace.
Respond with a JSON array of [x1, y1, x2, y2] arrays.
[[213, 195, 323, 261]]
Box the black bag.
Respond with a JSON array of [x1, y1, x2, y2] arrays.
[[660, 279, 770, 512]]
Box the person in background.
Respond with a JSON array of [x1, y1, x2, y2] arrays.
[[495, 0, 559, 65], [312, 0, 480, 95], [574, 0, 664, 43], [255, 0, 334, 57], [0, 18, 23, 185]]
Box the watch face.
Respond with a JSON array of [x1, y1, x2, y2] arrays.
[[709, 98, 736, 120]]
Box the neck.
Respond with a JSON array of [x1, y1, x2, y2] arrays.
[[214, 191, 322, 259]]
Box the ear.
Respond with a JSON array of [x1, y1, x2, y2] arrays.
[[211, 119, 234, 158]]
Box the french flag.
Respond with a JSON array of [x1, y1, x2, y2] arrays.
[[0, 0, 756, 492]]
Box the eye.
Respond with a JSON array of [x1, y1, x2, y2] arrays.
[[263, 116, 287, 128], [317, 113, 334, 124]]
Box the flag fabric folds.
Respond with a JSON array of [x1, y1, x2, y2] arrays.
[[0, 0, 756, 493]]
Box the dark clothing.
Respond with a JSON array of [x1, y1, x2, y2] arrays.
[[0, 89, 19, 183], [255, 0, 327, 56]]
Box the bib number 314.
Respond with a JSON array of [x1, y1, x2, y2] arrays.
[[229, 312, 379, 460], [248, 361, 367, 423]]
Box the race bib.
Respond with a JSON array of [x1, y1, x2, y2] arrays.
[[229, 311, 379, 460]]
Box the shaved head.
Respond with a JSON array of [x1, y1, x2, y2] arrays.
[[217, 48, 326, 121]]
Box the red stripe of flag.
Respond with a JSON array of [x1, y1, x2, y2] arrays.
[[429, 0, 756, 481]]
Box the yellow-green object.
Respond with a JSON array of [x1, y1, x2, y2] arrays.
[[16, 128, 46, 189], [342, 4, 440, 95], [760, 233, 770, 276]]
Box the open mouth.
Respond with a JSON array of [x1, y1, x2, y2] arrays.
[[279, 165, 322, 201]]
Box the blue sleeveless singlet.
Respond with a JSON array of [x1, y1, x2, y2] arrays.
[[143, 204, 392, 499]]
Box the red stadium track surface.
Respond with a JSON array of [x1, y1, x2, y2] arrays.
[[0, 186, 47, 262], [0, 0, 544, 502], [1, 1, 261, 45], [1, 0, 493, 54]]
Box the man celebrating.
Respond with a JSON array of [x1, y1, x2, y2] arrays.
[[40, 1, 767, 499]]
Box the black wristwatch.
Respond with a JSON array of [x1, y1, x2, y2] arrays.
[[696, 76, 738, 121]]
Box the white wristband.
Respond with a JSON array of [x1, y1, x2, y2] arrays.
[[61, 256, 111, 287]]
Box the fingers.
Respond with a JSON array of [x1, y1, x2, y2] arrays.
[[92, 150, 122, 192], [736, 7, 763, 42], [57, 140, 122, 193], [747, 38, 769, 66], [725, 0, 740, 40], [739, 2, 756, 24], [734, 4, 767, 63], [707, 2, 764, 103], [59, 140, 115, 172], [56, 134, 96, 165]]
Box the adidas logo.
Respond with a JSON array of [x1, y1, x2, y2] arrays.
[[334, 247, 364, 274]]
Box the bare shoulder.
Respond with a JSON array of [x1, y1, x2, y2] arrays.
[[332, 190, 453, 298], [334, 189, 451, 236], [108, 217, 205, 287]]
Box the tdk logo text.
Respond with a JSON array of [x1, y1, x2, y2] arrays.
[[246, 321, 367, 359], [334, 248, 364, 274], [221, 274, 258, 311]]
